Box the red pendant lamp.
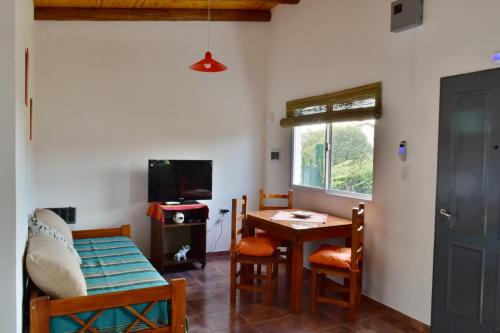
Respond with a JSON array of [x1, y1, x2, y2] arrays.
[[190, 0, 227, 72]]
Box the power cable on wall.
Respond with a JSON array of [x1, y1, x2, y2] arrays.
[[208, 211, 228, 252]]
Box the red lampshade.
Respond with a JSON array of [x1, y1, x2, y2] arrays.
[[190, 51, 227, 72]]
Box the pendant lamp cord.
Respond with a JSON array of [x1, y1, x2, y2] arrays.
[[207, 0, 211, 51]]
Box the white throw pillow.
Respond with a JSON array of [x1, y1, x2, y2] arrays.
[[26, 234, 87, 299], [34, 208, 73, 243], [29, 217, 81, 264]]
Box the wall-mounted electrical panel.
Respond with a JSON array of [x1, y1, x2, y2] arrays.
[[391, 0, 424, 32]]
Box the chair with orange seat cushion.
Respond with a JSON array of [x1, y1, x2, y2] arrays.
[[230, 195, 280, 306], [257, 189, 293, 282], [309, 203, 365, 322]]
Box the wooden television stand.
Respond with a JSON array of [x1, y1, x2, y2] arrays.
[[150, 202, 207, 273]]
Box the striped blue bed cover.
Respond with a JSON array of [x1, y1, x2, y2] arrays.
[[50, 236, 170, 333]]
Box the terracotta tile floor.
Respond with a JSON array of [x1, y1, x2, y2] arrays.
[[163, 255, 421, 333]]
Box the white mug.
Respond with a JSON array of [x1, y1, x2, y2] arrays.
[[173, 212, 185, 224]]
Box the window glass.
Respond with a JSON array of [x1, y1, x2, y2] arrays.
[[329, 120, 374, 197], [332, 97, 376, 111], [292, 124, 327, 189]]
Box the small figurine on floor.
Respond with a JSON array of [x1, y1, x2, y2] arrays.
[[173, 245, 191, 262]]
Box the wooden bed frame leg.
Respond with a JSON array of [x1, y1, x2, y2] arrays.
[[170, 278, 187, 333], [30, 296, 50, 333]]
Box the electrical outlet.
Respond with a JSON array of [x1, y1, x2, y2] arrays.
[[220, 208, 230, 214]]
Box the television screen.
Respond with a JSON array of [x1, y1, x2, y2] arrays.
[[148, 160, 212, 202]]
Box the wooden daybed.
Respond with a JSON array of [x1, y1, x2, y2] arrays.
[[29, 225, 187, 333]]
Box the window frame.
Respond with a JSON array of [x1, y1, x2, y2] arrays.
[[290, 122, 374, 201]]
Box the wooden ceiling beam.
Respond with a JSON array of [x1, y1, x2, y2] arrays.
[[222, 0, 299, 3], [34, 7, 272, 22], [266, 0, 300, 3]]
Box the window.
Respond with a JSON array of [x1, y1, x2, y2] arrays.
[[284, 82, 380, 200], [292, 121, 374, 199], [292, 124, 327, 189], [329, 120, 374, 197]]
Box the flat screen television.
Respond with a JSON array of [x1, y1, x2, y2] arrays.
[[148, 160, 212, 203]]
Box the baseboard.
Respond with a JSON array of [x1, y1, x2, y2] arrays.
[[207, 250, 230, 257], [363, 296, 430, 332], [210, 253, 430, 331], [302, 267, 430, 332]]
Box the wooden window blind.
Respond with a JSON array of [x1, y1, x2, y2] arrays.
[[280, 82, 382, 128]]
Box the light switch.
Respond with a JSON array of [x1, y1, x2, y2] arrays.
[[402, 165, 410, 181], [268, 112, 275, 123]]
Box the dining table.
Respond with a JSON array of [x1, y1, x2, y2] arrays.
[[245, 209, 352, 314]]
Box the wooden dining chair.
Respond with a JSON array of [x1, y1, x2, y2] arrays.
[[259, 189, 294, 211], [309, 203, 365, 322], [230, 195, 280, 306], [258, 189, 293, 281]]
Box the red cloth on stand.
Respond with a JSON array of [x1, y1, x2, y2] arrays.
[[147, 203, 209, 223]]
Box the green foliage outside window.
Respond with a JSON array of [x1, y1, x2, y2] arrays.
[[331, 126, 373, 194], [299, 126, 373, 195], [300, 130, 325, 188]]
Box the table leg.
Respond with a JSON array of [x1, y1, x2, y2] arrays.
[[291, 242, 303, 314]]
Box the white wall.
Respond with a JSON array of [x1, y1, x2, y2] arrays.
[[0, 0, 18, 331], [34, 22, 268, 256], [31, 0, 500, 325], [15, 0, 35, 329], [0, 0, 34, 331], [265, 0, 500, 325]]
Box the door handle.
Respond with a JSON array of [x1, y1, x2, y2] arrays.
[[440, 209, 453, 221]]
